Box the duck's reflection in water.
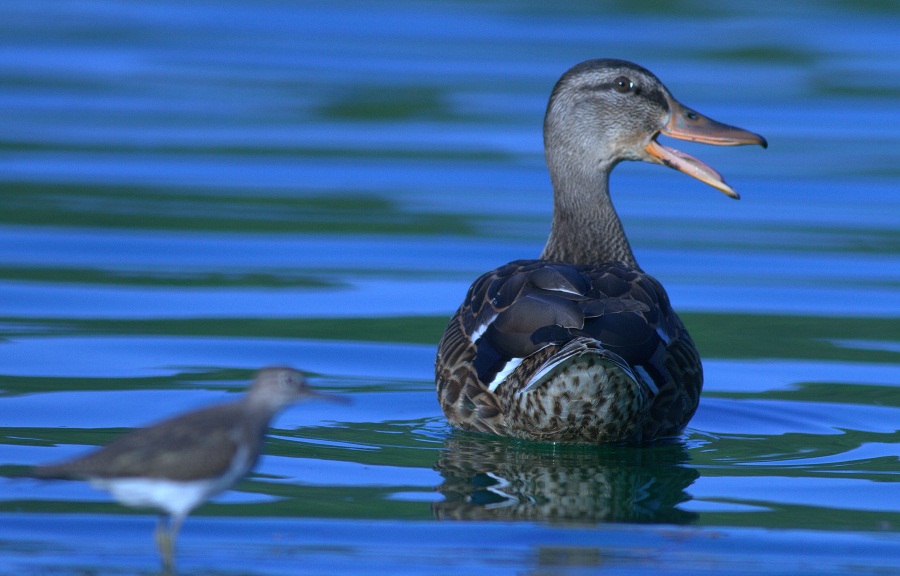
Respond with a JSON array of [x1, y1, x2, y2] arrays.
[[432, 432, 699, 523]]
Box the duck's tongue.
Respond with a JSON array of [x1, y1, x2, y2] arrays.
[[643, 97, 767, 199]]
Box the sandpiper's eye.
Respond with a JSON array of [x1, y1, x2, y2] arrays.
[[614, 76, 634, 93]]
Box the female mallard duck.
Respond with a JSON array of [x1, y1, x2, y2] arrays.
[[435, 59, 766, 444]]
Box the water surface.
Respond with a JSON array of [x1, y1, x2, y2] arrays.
[[1, 1, 898, 574]]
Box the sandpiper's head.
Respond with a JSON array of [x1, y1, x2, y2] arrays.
[[544, 58, 766, 199], [247, 366, 346, 411]]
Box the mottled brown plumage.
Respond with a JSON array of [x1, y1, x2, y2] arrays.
[[435, 59, 766, 444]]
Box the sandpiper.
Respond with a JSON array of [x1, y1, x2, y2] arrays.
[[34, 366, 345, 571]]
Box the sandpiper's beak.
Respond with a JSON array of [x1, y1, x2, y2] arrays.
[[643, 97, 767, 199], [307, 389, 352, 405]]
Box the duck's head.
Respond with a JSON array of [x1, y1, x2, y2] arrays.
[[544, 59, 767, 199]]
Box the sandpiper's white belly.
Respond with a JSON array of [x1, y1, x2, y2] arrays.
[[89, 445, 253, 518], [91, 478, 217, 518]]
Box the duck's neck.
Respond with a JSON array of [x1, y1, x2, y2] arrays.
[[539, 163, 637, 268]]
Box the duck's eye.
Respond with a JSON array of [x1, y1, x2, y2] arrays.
[[614, 76, 634, 93]]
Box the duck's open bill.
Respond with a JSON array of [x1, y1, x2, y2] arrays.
[[644, 98, 767, 199]]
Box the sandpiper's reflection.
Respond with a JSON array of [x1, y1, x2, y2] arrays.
[[432, 432, 699, 523]]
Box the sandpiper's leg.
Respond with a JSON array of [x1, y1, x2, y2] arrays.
[[154, 515, 175, 572], [168, 514, 185, 546]]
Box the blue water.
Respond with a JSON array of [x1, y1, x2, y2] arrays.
[[1, 1, 899, 574]]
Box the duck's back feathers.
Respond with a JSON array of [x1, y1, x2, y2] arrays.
[[435, 259, 701, 443]]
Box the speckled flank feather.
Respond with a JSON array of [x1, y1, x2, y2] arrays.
[[434, 59, 764, 444]]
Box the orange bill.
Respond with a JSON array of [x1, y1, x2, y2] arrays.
[[644, 98, 767, 199]]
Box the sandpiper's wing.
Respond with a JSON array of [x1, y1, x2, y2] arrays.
[[34, 402, 257, 481]]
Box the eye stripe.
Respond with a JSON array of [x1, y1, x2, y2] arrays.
[[577, 79, 642, 95]]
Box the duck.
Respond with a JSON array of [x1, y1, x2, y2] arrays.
[[435, 59, 766, 444]]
